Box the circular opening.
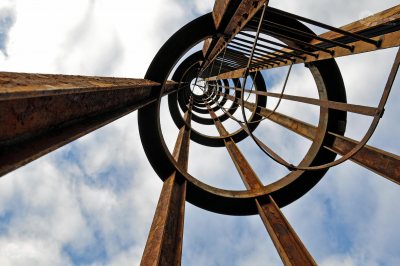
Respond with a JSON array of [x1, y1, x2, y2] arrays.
[[190, 78, 206, 96]]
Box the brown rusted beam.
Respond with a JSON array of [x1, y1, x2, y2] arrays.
[[0, 72, 178, 177], [202, 38, 213, 58], [220, 88, 378, 116], [327, 132, 400, 184], [141, 107, 192, 266], [311, 5, 400, 45], [212, 0, 231, 30], [0, 72, 178, 100], [223, 94, 400, 183], [205, 101, 316, 265], [256, 196, 317, 265]]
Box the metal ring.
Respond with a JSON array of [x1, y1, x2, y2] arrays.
[[138, 12, 347, 215]]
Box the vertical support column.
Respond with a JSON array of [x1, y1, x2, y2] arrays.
[[205, 102, 316, 265], [141, 102, 192, 266]]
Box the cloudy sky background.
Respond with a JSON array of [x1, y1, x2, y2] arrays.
[[0, 0, 399, 265]]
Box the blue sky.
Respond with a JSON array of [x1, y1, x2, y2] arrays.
[[0, 0, 399, 265]]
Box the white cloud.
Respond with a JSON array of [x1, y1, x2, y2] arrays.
[[0, 0, 188, 76], [0, 237, 69, 266]]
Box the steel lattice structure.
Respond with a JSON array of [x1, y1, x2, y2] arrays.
[[1, 0, 399, 265]]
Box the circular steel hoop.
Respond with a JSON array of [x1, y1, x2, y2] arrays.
[[138, 12, 347, 215]]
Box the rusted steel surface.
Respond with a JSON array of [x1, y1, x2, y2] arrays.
[[141, 172, 187, 266], [202, 0, 268, 70], [141, 109, 191, 266], [0, 72, 178, 177], [0, 72, 161, 100], [223, 0, 268, 35], [172, 109, 192, 172], [256, 196, 317, 266], [228, 95, 400, 183], [202, 38, 213, 58], [211, 0, 230, 30]]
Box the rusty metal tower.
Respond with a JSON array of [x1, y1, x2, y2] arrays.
[[1, 1, 399, 265]]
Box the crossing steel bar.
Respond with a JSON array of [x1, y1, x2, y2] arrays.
[[222, 87, 378, 116]]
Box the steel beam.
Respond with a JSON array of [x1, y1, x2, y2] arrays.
[[327, 132, 400, 184], [141, 108, 192, 266], [0, 72, 178, 177], [256, 196, 317, 266], [220, 88, 378, 116], [205, 101, 316, 265]]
